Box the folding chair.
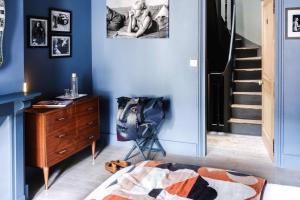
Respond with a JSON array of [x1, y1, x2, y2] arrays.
[[116, 97, 166, 161]]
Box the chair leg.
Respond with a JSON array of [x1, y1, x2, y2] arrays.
[[124, 143, 137, 161], [135, 140, 147, 160], [147, 138, 155, 160], [124, 138, 149, 161], [154, 138, 166, 157]]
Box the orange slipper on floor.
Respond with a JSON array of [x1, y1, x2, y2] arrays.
[[105, 162, 118, 173], [112, 160, 130, 168]]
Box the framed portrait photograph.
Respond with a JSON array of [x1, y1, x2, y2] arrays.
[[27, 16, 48, 48], [106, 0, 169, 39], [286, 7, 300, 39], [50, 8, 72, 33], [50, 35, 72, 58]]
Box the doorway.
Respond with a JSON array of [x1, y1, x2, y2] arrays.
[[204, 0, 275, 163]]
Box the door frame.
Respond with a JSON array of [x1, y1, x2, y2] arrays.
[[198, 0, 284, 167]]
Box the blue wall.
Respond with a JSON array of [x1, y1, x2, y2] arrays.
[[280, 0, 300, 170], [92, 0, 200, 156], [25, 0, 92, 98], [0, 0, 24, 95]]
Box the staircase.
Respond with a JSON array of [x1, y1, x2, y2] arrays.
[[229, 38, 262, 136]]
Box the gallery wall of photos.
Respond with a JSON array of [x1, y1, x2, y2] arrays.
[[27, 8, 72, 58]]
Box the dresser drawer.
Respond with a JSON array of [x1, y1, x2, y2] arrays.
[[77, 113, 99, 132], [76, 98, 98, 117], [47, 144, 76, 167], [46, 129, 76, 155], [45, 107, 75, 133], [77, 130, 99, 149]]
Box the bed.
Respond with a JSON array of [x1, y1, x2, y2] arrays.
[[84, 160, 275, 200]]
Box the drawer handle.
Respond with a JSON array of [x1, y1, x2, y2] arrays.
[[88, 136, 94, 140], [57, 117, 65, 121], [57, 134, 66, 139], [58, 149, 67, 155], [87, 107, 94, 111]]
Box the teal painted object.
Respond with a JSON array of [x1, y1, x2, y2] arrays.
[[0, 92, 40, 200]]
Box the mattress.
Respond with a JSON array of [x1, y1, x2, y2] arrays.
[[84, 161, 272, 200]]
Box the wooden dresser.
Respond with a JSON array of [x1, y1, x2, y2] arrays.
[[25, 96, 100, 190]]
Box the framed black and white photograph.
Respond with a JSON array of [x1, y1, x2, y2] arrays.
[[27, 16, 48, 48], [286, 7, 300, 39], [50, 8, 72, 33], [0, 0, 5, 65], [50, 35, 72, 58], [106, 0, 169, 39]]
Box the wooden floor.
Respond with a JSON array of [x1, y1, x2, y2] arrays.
[[28, 139, 300, 200]]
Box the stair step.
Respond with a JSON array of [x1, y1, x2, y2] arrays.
[[233, 92, 262, 105], [231, 104, 262, 109], [234, 80, 261, 83], [236, 57, 262, 68], [235, 38, 243, 48], [229, 118, 262, 125], [229, 118, 262, 136], [233, 92, 262, 95], [234, 68, 261, 80], [235, 47, 259, 58], [234, 80, 261, 92], [231, 105, 262, 120], [234, 68, 261, 72], [236, 57, 262, 61], [235, 47, 259, 50]]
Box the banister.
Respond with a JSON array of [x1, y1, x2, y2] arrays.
[[222, 0, 236, 132], [223, 3, 236, 75]]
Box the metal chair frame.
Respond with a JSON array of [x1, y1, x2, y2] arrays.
[[124, 122, 166, 161]]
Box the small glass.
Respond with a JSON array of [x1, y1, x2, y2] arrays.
[[64, 89, 71, 98]]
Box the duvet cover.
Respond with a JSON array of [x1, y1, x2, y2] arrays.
[[86, 161, 266, 200]]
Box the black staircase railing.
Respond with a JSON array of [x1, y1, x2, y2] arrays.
[[207, 0, 236, 132], [222, 3, 236, 132]]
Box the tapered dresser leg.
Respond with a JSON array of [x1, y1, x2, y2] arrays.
[[92, 141, 96, 160], [43, 167, 49, 190]]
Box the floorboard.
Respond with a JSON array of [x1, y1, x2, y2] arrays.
[[28, 139, 300, 200]]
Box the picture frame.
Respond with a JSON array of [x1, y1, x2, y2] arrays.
[[286, 7, 300, 39], [27, 16, 48, 48], [49, 8, 72, 33], [50, 35, 72, 58], [106, 0, 169, 39], [0, 0, 5, 65]]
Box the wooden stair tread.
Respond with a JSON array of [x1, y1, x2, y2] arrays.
[[234, 68, 262, 72], [234, 80, 261, 83], [236, 57, 262, 61], [233, 92, 262, 96], [235, 47, 259, 50], [228, 118, 262, 125], [231, 104, 262, 109]]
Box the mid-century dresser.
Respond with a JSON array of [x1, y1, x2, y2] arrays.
[[25, 96, 100, 190]]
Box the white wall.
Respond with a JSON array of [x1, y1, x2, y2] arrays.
[[221, 0, 261, 45]]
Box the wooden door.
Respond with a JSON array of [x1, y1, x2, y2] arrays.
[[261, 0, 275, 159]]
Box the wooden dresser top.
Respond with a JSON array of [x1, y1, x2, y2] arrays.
[[25, 96, 98, 114]]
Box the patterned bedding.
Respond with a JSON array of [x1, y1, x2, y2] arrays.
[[85, 161, 266, 200]]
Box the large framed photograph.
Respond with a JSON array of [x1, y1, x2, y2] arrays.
[[50, 8, 72, 33], [286, 7, 300, 39], [106, 0, 169, 39], [50, 35, 72, 58], [27, 16, 48, 48]]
